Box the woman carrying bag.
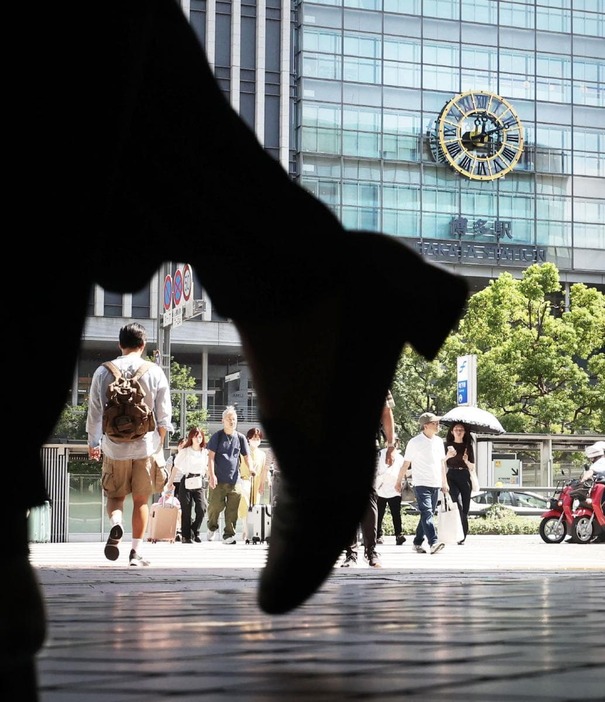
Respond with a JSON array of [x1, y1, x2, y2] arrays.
[[444, 423, 476, 545], [174, 427, 209, 543], [238, 427, 267, 542]]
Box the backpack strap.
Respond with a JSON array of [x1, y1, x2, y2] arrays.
[[103, 361, 121, 380], [132, 361, 152, 381], [103, 360, 151, 381]]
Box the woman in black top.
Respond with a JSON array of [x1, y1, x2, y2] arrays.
[[444, 423, 476, 545]]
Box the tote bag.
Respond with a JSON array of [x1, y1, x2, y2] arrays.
[[469, 468, 480, 495], [437, 492, 464, 544]]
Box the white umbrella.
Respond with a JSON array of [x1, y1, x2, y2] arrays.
[[440, 406, 505, 435]]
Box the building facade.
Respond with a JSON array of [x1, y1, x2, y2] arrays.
[[72, 0, 604, 434]]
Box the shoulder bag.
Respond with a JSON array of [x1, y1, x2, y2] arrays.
[[437, 492, 464, 544]]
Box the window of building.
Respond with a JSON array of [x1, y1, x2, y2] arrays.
[[103, 291, 122, 318], [572, 9, 605, 38], [499, 1, 536, 30], [131, 285, 150, 319], [461, 0, 498, 24]]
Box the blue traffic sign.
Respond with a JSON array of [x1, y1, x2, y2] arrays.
[[163, 275, 172, 311], [458, 380, 468, 405]]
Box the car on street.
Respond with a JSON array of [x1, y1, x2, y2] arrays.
[[469, 489, 549, 517]]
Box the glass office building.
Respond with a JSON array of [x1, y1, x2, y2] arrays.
[[295, 0, 604, 293]]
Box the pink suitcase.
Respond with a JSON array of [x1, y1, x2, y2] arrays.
[[147, 496, 180, 543]]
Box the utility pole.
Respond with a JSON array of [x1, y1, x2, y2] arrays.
[[157, 261, 173, 451]]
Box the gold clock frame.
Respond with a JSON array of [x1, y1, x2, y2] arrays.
[[432, 90, 525, 181]]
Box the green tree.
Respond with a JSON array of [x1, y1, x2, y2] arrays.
[[392, 263, 604, 439], [51, 401, 88, 442], [169, 358, 209, 440]]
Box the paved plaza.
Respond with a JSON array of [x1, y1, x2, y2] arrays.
[[28, 536, 605, 701]]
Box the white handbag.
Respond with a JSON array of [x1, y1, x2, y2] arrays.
[[185, 474, 203, 490], [469, 468, 480, 494], [437, 492, 464, 544]]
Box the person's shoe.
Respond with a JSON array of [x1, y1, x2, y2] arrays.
[[366, 551, 381, 568], [413, 544, 427, 554], [430, 542, 445, 554], [175, 533, 182, 542], [128, 549, 150, 567], [457, 539, 466, 545], [340, 553, 357, 568], [376, 536, 384, 544], [396, 534, 406, 545], [182, 538, 192, 544], [243, 232, 468, 615], [206, 529, 218, 541], [104, 523, 123, 561], [222, 536, 236, 545], [192, 529, 201, 543]]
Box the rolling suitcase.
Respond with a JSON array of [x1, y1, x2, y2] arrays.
[[28, 500, 52, 543], [147, 495, 180, 543], [246, 503, 271, 544]]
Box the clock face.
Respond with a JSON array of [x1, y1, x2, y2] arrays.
[[429, 90, 524, 181]]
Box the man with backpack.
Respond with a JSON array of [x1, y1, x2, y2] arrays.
[[86, 323, 173, 566], [206, 405, 255, 544]]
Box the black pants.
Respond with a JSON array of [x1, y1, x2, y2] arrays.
[[178, 482, 206, 540], [377, 494, 403, 539], [447, 469, 472, 538], [346, 487, 378, 557]]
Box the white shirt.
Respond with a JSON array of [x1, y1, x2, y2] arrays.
[[375, 448, 405, 498], [583, 455, 605, 480], [402, 432, 446, 488], [174, 446, 208, 476], [86, 353, 173, 460]]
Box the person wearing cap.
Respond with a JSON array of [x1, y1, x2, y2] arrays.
[[581, 442, 605, 482], [395, 412, 454, 554]]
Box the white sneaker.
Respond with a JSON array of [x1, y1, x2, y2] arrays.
[[104, 523, 124, 561], [206, 530, 218, 541], [430, 542, 445, 554], [222, 536, 236, 545], [128, 549, 150, 567]]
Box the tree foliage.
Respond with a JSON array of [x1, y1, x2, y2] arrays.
[[168, 358, 209, 440], [392, 263, 604, 441]]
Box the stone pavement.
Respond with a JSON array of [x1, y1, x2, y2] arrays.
[[30, 536, 605, 701]]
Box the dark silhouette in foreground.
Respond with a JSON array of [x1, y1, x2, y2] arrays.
[[10, 2, 468, 699]]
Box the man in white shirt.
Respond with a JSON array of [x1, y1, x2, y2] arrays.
[[582, 442, 605, 481], [395, 413, 454, 554], [87, 323, 174, 566]]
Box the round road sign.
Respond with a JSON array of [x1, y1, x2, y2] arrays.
[[183, 263, 193, 301], [163, 275, 173, 311], [173, 268, 183, 307]]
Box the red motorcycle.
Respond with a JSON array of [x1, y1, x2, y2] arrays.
[[539, 477, 582, 544], [570, 477, 605, 544]]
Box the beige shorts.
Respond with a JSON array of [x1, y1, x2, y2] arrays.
[[102, 453, 168, 498]]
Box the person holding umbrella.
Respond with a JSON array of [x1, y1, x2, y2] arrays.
[[444, 423, 476, 545]]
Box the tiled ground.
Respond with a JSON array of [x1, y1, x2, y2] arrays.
[[30, 537, 605, 701]]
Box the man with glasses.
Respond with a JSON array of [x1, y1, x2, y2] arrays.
[[395, 413, 454, 554]]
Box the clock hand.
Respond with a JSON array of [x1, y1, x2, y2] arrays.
[[482, 126, 505, 137]]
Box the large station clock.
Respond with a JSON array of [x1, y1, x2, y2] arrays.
[[429, 90, 524, 181]]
